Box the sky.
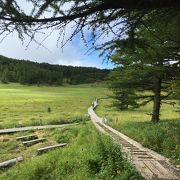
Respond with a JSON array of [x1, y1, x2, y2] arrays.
[[0, 30, 114, 69], [0, 1, 114, 69]]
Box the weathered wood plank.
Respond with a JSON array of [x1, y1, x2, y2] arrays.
[[16, 134, 38, 141], [22, 138, 46, 147], [136, 155, 153, 159], [151, 160, 178, 179], [133, 160, 155, 180], [159, 161, 180, 179], [143, 160, 165, 179], [0, 156, 23, 169], [37, 143, 67, 154], [0, 123, 77, 134]]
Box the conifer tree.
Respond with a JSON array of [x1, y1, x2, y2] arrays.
[[109, 15, 180, 122]]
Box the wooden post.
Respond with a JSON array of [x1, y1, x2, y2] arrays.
[[37, 143, 67, 154], [16, 135, 38, 141], [0, 156, 23, 169], [22, 138, 46, 147]]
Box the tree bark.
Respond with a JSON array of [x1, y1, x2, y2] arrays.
[[151, 79, 162, 122]]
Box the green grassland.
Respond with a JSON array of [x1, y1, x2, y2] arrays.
[[0, 83, 179, 179], [96, 97, 180, 123], [0, 83, 108, 128], [0, 123, 142, 180], [96, 98, 180, 164]]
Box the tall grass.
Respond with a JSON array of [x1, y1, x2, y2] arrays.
[[0, 83, 108, 128]]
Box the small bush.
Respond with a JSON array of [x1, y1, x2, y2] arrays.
[[47, 107, 51, 113]]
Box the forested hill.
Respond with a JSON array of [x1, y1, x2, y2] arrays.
[[0, 55, 110, 85]]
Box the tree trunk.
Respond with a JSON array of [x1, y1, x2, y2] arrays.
[[151, 79, 161, 122]]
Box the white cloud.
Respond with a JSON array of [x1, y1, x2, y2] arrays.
[[0, 31, 108, 68]]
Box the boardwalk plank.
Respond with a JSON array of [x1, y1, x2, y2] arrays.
[[143, 160, 166, 179], [151, 161, 178, 179], [37, 143, 67, 154], [22, 138, 46, 147], [0, 156, 23, 169], [16, 135, 38, 141], [134, 160, 155, 180], [0, 123, 77, 134]]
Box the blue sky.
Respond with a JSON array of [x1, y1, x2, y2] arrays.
[[0, 30, 114, 69]]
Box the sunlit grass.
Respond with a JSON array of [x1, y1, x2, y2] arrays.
[[0, 83, 108, 128], [1, 82, 179, 165], [96, 98, 180, 124]]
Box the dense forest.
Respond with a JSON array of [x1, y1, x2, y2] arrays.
[[0, 55, 109, 85]]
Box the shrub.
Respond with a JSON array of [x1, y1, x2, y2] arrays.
[[47, 107, 51, 113]]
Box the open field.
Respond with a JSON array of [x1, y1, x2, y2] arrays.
[[0, 83, 179, 178], [0, 83, 108, 128], [0, 123, 142, 180], [96, 98, 180, 164]]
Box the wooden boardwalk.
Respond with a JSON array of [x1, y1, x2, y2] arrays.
[[88, 100, 180, 180], [0, 123, 77, 134]]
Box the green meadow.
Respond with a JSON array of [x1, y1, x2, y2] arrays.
[[0, 83, 107, 128], [0, 84, 142, 179], [0, 83, 179, 179]]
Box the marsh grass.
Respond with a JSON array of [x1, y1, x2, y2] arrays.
[[0, 83, 107, 128], [0, 123, 142, 180]]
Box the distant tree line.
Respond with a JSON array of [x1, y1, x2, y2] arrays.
[[0, 55, 109, 85]]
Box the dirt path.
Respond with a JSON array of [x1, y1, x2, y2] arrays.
[[0, 123, 77, 134], [88, 99, 180, 180]]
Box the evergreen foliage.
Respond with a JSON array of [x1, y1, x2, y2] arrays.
[[0, 55, 109, 85], [0, 1, 179, 54], [109, 14, 180, 122]]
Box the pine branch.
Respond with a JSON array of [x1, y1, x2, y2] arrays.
[[139, 98, 153, 106], [0, 1, 180, 23]]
